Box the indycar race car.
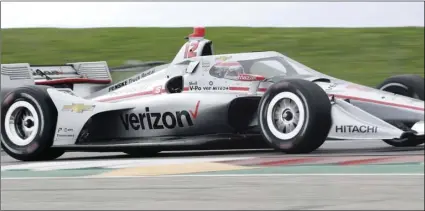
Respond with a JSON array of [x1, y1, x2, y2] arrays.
[[1, 27, 424, 161]]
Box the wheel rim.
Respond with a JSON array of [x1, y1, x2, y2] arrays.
[[266, 92, 306, 140], [4, 101, 39, 146]]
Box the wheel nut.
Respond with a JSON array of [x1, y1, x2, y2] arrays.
[[24, 119, 34, 128]]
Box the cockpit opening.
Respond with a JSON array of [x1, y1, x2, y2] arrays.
[[166, 76, 183, 93]]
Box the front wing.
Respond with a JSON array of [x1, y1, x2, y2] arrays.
[[327, 98, 424, 140]]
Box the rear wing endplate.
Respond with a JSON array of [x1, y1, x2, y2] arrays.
[[1, 61, 112, 86]]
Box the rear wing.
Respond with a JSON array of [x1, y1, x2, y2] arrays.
[[1, 61, 112, 86]]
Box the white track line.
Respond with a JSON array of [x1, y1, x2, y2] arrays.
[[1, 173, 424, 180]]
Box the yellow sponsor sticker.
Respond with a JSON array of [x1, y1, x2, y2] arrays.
[[215, 55, 232, 61], [62, 103, 95, 113]]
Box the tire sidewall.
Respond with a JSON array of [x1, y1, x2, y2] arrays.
[[1, 87, 55, 157], [258, 81, 310, 150], [377, 75, 424, 100], [377, 75, 425, 146]]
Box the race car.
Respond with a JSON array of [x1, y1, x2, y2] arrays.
[[1, 27, 424, 161]]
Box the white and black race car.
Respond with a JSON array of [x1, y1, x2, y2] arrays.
[[1, 27, 423, 161]]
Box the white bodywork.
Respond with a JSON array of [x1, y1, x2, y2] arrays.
[[1, 27, 424, 150]]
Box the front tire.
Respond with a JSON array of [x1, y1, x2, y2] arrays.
[[1, 85, 63, 161], [258, 79, 332, 153], [377, 74, 424, 147]]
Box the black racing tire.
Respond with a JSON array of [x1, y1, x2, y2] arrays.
[[1, 85, 64, 161], [377, 74, 424, 100], [258, 79, 332, 154], [377, 74, 424, 147], [123, 149, 161, 157]]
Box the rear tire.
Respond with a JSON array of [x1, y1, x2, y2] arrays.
[[258, 79, 332, 153], [377, 74, 424, 147], [1, 85, 63, 161]]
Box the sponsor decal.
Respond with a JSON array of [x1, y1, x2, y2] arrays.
[[153, 85, 162, 94], [325, 83, 338, 91], [202, 60, 211, 71], [188, 81, 226, 91], [56, 127, 75, 139], [140, 69, 156, 78], [189, 85, 229, 91], [212, 86, 229, 90], [32, 69, 63, 76], [237, 74, 256, 81], [184, 41, 200, 58], [202, 61, 210, 67], [215, 56, 232, 62], [224, 74, 263, 81], [109, 69, 156, 92], [120, 101, 200, 130], [128, 76, 142, 84], [109, 81, 128, 92], [233, 74, 265, 81], [62, 104, 95, 113], [335, 125, 378, 133], [60, 90, 77, 96], [56, 134, 74, 138], [58, 127, 74, 133]]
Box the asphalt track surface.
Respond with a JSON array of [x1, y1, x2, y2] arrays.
[[1, 140, 424, 210]]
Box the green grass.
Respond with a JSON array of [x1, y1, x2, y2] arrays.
[[1, 27, 423, 86]]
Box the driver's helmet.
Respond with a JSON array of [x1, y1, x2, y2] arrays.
[[209, 61, 244, 78]]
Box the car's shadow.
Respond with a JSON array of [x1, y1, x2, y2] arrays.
[[1, 143, 423, 164], [44, 144, 425, 162]]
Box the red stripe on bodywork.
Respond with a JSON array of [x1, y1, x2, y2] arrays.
[[96, 85, 424, 112], [257, 88, 268, 92], [98, 90, 154, 102], [98, 86, 252, 102], [256, 87, 423, 111], [332, 94, 424, 111], [98, 88, 167, 102], [36, 78, 111, 85], [229, 87, 250, 91]]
